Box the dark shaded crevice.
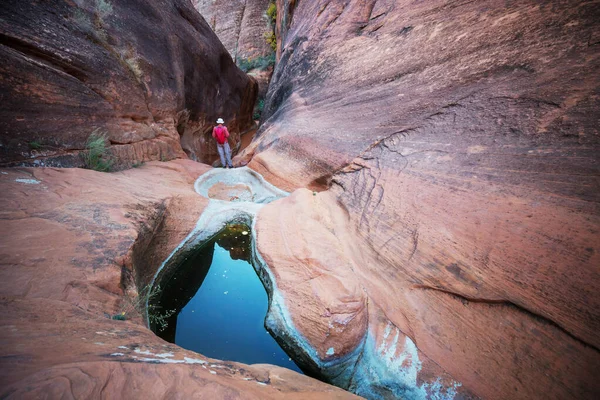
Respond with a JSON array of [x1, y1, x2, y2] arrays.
[[356, 0, 378, 35], [408, 227, 419, 261], [308, 173, 332, 191], [365, 0, 378, 21], [232, 0, 248, 61], [331, 127, 418, 181], [412, 284, 600, 353], [286, 0, 298, 30], [317, 1, 331, 18], [173, 1, 205, 33]]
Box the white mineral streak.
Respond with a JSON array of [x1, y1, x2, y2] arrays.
[[144, 167, 464, 398], [147, 168, 288, 314], [360, 322, 461, 399], [15, 178, 40, 184]]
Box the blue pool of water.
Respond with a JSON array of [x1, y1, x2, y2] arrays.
[[151, 225, 302, 373]]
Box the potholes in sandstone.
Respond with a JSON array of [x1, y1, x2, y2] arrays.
[[147, 167, 300, 371]]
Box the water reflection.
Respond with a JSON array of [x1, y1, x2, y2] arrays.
[[150, 224, 302, 372]]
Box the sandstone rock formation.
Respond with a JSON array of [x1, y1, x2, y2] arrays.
[[0, 0, 256, 168], [193, 0, 276, 119], [245, 0, 600, 399], [0, 162, 359, 399], [193, 0, 273, 62]]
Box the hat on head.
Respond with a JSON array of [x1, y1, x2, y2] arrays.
[[216, 118, 224, 124]]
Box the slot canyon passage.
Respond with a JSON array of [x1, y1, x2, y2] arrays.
[[0, 0, 599, 399]]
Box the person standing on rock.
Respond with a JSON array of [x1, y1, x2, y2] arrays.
[[213, 118, 233, 168]]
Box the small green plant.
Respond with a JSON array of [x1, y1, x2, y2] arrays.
[[237, 53, 276, 72], [263, 2, 277, 53], [143, 284, 175, 332], [148, 304, 176, 332], [253, 98, 265, 120], [114, 283, 175, 332], [266, 2, 277, 24], [28, 141, 42, 150], [264, 31, 277, 52], [83, 129, 113, 172]]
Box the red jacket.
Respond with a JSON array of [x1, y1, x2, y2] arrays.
[[212, 125, 229, 145]]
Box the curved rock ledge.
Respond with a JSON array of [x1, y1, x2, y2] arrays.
[[233, 0, 600, 399], [151, 167, 288, 288], [0, 161, 360, 399], [158, 167, 464, 398]]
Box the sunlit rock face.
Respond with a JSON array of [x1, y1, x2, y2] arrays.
[[0, 0, 256, 167], [250, 0, 600, 399]]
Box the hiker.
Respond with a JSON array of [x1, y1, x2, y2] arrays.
[[212, 118, 233, 168]]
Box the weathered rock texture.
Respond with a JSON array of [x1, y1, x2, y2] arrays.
[[193, 0, 273, 61], [194, 0, 276, 120], [248, 0, 600, 399], [0, 0, 256, 168], [0, 163, 359, 400]]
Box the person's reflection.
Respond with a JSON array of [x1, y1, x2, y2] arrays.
[[216, 225, 251, 262]]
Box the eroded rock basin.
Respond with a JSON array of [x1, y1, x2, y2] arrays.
[[147, 166, 467, 399], [150, 222, 302, 373], [0, 162, 361, 399], [147, 167, 307, 371]]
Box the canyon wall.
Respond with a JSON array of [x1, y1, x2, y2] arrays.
[[250, 0, 600, 399], [193, 0, 276, 116], [193, 0, 273, 61], [0, 0, 257, 168]]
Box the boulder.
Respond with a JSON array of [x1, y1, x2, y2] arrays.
[[0, 163, 359, 399], [0, 0, 257, 168], [249, 0, 600, 398]]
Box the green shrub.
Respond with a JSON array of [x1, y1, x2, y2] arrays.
[[263, 2, 277, 52], [264, 31, 277, 52], [114, 283, 175, 332], [253, 98, 265, 120], [83, 129, 113, 172], [266, 2, 277, 24], [28, 141, 42, 150], [237, 53, 276, 72]]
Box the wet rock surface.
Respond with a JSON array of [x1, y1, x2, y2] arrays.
[[0, 0, 257, 167], [245, 0, 600, 399], [0, 162, 360, 399]]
